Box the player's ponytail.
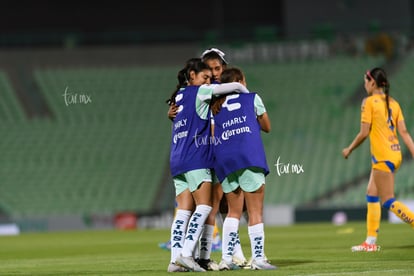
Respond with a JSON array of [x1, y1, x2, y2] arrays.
[[166, 68, 188, 105], [369, 68, 393, 128], [384, 81, 392, 128], [166, 58, 207, 105]]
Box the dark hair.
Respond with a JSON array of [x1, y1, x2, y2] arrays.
[[211, 67, 245, 115], [367, 67, 393, 127], [220, 67, 244, 83], [166, 58, 210, 105], [201, 48, 228, 65]]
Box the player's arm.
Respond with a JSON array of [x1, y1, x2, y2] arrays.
[[257, 112, 271, 133], [254, 94, 270, 132], [167, 104, 178, 121], [209, 82, 249, 96], [342, 122, 370, 159], [343, 97, 371, 159], [397, 120, 414, 158]]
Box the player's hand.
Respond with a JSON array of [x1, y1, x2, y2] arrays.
[[342, 147, 351, 159], [168, 104, 178, 120]]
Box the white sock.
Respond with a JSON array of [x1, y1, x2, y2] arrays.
[[170, 209, 191, 263], [222, 217, 239, 263], [248, 223, 265, 261], [365, 236, 377, 245], [181, 204, 212, 257], [199, 224, 214, 260], [193, 237, 200, 260], [232, 231, 246, 261]]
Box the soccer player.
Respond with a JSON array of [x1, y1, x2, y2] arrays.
[[342, 67, 414, 252], [201, 48, 249, 267], [211, 67, 276, 270], [164, 48, 248, 268], [161, 57, 221, 270], [167, 58, 249, 272]]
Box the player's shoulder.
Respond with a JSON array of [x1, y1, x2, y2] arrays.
[[389, 95, 399, 104], [389, 96, 402, 109], [362, 95, 372, 103], [250, 92, 259, 98], [253, 93, 265, 106], [360, 96, 372, 112], [361, 95, 374, 106]]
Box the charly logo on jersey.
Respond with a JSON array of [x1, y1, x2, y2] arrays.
[[222, 94, 241, 111], [172, 93, 186, 144], [219, 95, 253, 141], [175, 93, 184, 113], [220, 115, 252, 141], [174, 119, 187, 130], [175, 93, 183, 103], [173, 118, 188, 144]]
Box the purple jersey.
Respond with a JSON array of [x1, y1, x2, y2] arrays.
[[169, 86, 214, 176], [213, 93, 269, 182]]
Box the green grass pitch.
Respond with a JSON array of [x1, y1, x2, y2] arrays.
[[0, 222, 413, 275]]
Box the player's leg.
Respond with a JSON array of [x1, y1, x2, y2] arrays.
[[352, 169, 381, 252], [176, 169, 213, 272], [167, 176, 194, 272], [219, 185, 244, 270], [183, 182, 212, 257], [232, 192, 248, 267], [375, 168, 414, 227], [242, 169, 276, 270], [197, 179, 222, 271], [217, 183, 247, 266]]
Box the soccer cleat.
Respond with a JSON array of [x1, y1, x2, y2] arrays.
[[351, 242, 381, 252], [167, 262, 188, 272], [218, 260, 241, 271], [197, 259, 219, 271], [250, 258, 277, 270], [246, 254, 269, 269], [175, 255, 206, 272], [159, 240, 171, 251], [232, 256, 249, 269]]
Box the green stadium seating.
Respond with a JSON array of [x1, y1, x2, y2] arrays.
[[1, 66, 177, 217], [3, 53, 413, 218], [0, 71, 26, 122]]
